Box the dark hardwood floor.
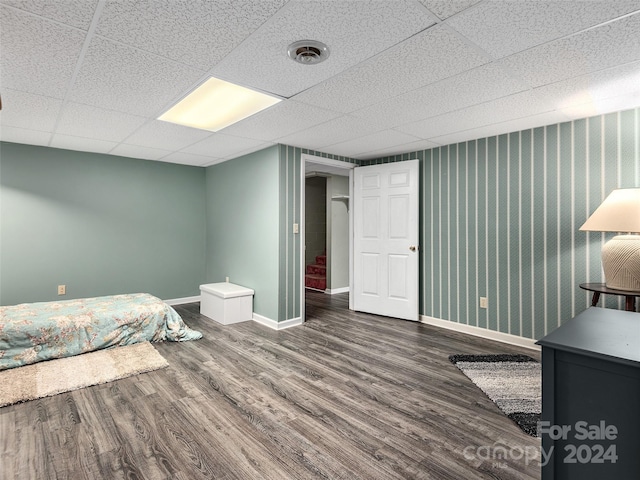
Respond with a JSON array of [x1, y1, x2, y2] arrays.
[[1, 291, 541, 479]]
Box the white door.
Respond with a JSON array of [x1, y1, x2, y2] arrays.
[[353, 160, 419, 321]]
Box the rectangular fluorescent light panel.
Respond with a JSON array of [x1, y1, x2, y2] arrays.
[[158, 77, 281, 132]]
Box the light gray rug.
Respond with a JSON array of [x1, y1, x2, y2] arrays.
[[0, 342, 168, 407], [449, 354, 541, 436]]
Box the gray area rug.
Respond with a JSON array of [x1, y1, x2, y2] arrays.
[[449, 354, 541, 436], [0, 342, 168, 407]]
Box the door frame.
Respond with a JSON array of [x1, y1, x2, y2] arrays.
[[300, 154, 356, 321]]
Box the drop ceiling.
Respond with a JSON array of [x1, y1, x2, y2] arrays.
[[1, 0, 639, 167]]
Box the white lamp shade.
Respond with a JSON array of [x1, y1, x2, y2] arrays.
[[580, 188, 640, 291], [580, 188, 640, 233]]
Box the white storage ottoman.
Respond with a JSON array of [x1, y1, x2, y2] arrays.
[[199, 283, 254, 325]]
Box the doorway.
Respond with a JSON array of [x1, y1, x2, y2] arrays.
[[301, 154, 355, 319], [299, 155, 420, 323]]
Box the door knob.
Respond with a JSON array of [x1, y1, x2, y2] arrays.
[[409, 245, 417, 252]]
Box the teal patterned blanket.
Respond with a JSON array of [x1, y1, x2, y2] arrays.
[[0, 293, 202, 371]]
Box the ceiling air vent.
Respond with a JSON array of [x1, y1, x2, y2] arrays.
[[288, 40, 330, 65]]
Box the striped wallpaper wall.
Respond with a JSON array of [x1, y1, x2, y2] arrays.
[[278, 145, 358, 322], [362, 107, 640, 340]]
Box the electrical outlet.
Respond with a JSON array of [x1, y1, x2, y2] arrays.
[[293, 223, 299, 234], [479, 296, 488, 309], [58, 285, 66, 295], [225, 276, 230, 283]]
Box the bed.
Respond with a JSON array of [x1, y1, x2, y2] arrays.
[[0, 293, 202, 371]]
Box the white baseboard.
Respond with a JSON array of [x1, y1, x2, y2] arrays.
[[325, 287, 349, 295], [420, 315, 540, 351], [165, 295, 201, 306], [252, 313, 303, 330]]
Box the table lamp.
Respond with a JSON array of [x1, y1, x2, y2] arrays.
[[580, 188, 640, 292]]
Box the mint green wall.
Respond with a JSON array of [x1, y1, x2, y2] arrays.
[[0, 142, 206, 306], [205, 146, 281, 321], [362, 108, 640, 339]]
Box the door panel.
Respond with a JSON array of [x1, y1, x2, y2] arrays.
[[361, 253, 380, 296], [389, 195, 409, 238], [353, 160, 419, 321], [362, 197, 380, 238], [388, 255, 408, 299]]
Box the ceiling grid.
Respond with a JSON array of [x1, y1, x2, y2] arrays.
[[0, 0, 638, 165]]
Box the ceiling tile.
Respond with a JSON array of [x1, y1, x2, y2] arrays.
[[447, 1, 640, 60], [416, 0, 481, 20], [277, 115, 384, 150], [358, 139, 442, 160], [351, 63, 530, 130], [0, 5, 85, 98], [50, 134, 118, 154], [220, 142, 277, 161], [498, 12, 640, 89], [293, 24, 490, 113], [0, 89, 62, 131], [397, 90, 557, 139], [1, 0, 99, 30], [323, 130, 422, 158], [427, 111, 572, 146], [221, 100, 341, 141], [161, 151, 220, 167], [531, 61, 640, 112], [211, 0, 437, 97], [55, 103, 147, 143], [67, 36, 205, 117], [0, 126, 51, 146], [181, 133, 271, 159], [123, 120, 212, 151], [109, 144, 173, 161], [95, 0, 287, 71]]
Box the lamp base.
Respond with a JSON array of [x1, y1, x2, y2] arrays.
[[601, 234, 640, 292]]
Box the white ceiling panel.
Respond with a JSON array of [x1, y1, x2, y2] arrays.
[[417, 0, 482, 21], [211, 0, 437, 98], [123, 120, 212, 151], [358, 139, 442, 160], [0, 126, 51, 146], [50, 134, 118, 154], [560, 93, 640, 120], [427, 111, 572, 146], [277, 115, 384, 151], [67, 36, 206, 117], [109, 143, 173, 161], [323, 130, 422, 158], [351, 63, 530, 130], [95, 0, 288, 71], [181, 133, 272, 159], [0, 0, 98, 29], [498, 12, 640, 89], [447, 1, 640, 60], [161, 151, 220, 167], [397, 90, 558, 140], [293, 24, 490, 113], [0, 89, 62, 131], [55, 103, 147, 143], [530, 61, 640, 112], [221, 100, 341, 141], [219, 142, 278, 162], [0, 5, 86, 98]]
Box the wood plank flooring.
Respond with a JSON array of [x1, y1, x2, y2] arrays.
[[1, 291, 541, 479]]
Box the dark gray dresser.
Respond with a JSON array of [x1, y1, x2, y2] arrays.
[[537, 307, 640, 479]]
